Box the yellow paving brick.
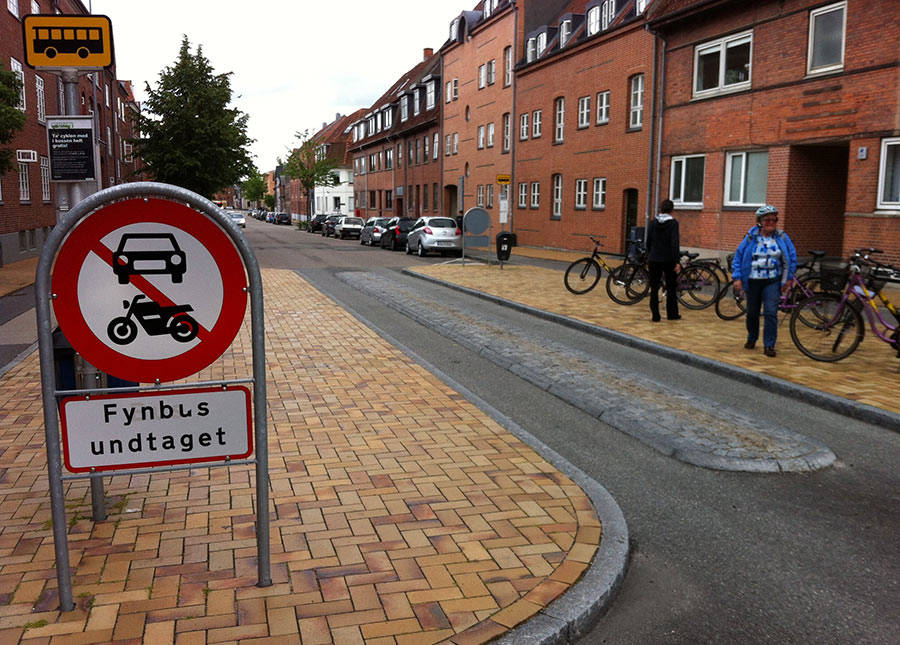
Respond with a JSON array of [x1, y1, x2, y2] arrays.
[[144, 620, 175, 644]]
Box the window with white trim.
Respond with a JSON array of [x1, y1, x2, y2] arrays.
[[560, 20, 572, 48], [552, 174, 563, 217], [487, 184, 494, 208], [575, 179, 588, 209], [479, 64, 486, 89], [11, 58, 25, 110], [533, 110, 542, 137], [808, 2, 846, 75], [7, 0, 18, 17], [593, 178, 607, 209], [487, 59, 496, 85], [578, 96, 590, 128], [670, 154, 705, 206], [554, 97, 565, 143], [397, 143, 402, 167], [40, 156, 50, 201], [36, 75, 45, 123], [694, 31, 752, 97], [433, 132, 439, 159], [725, 150, 768, 206], [452, 78, 458, 99], [477, 184, 485, 206], [452, 133, 458, 154], [629, 74, 644, 129], [520, 113, 529, 140], [400, 96, 409, 121], [526, 38, 536, 62], [31, 1, 39, 15], [426, 81, 435, 109], [587, 7, 600, 35], [531, 182, 540, 208], [601, 0, 616, 30], [518, 182, 527, 207], [878, 138, 900, 210], [536, 33, 547, 57], [105, 83, 110, 107], [385, 148, 393, 169], [477, 125, 485, 149], [637, 0, 648, 13], [504, 46, 512, 86], [18, 163, 30, 202], [445, 135, 451, 156], [446, 81, 453, 103], [596, 90, 610, 124], [384, 108, 392, 128], [502, 113, 510, 152], [424, 135, 430, 161], [413, 89, 421, 116], [487, 122, 495, 148], [450, 18, 460, 41]]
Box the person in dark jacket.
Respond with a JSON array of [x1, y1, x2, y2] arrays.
[[645, 199, 681, 322]]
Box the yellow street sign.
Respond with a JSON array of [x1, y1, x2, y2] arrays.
[[496, 174, 511, 185], [23, 14, 114, 70]]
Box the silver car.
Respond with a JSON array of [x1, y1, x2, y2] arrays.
[[360, 217, 392, 246], [406, 216, 462, 257], [334, 216, 365, 239]]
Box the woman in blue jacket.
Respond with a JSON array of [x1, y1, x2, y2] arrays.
[[731, 205, 797, 357]]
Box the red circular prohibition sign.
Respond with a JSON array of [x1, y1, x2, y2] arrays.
[[52, 198, 248, 383]]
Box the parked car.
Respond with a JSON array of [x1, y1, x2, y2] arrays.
[[228, 212, 246, 228], [380, 217, 417, 251], [308, 214, 328, 233], [322, 214, 342, 237], [334, 216, 365, 239], [406, 216, 462, 256], [360, 217, 392, 246], [275, 212, 291, 225], [265, 212, 276, 223]]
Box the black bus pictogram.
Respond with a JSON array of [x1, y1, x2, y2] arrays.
[[32, 26, 105, 59]]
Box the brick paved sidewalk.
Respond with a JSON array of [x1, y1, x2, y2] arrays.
[[0, 269, 602, 644], [410, 263, 900, 416]]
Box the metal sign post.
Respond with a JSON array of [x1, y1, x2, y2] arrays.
[[36, 183, 270, 611]]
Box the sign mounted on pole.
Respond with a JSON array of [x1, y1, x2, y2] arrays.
[[496, 174, 511, 185], [47, 115, 95, 182], [51, 197, 248, 383], [22, 14, 114, 70]]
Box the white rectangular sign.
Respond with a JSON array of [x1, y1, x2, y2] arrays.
[[60, 386, 252, 472]]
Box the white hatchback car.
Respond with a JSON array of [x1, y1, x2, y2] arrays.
[[405, 216, 462, 257], [334, 216, 365, 239]]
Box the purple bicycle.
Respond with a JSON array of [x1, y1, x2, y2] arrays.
[[789, 249, 900, 362]]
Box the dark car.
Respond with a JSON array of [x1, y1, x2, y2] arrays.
[[322, 214, 342, 237], [113, 233, 186, 284], [380, 217, 416, 251], [275, 212, 291, 225], [308, 214, 328, 233]]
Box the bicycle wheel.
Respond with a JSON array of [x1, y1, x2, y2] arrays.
[[606, 263, 649, 305], [676, 265, 720, 310], [715, 282, 747, 320], [564, 258, 602, 295], [789, 294, 864, 361]]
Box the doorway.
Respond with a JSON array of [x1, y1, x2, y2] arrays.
[[623, 188, 639, 253]]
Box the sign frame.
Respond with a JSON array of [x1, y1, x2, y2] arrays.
[[22, 14, 114, 71], [46, 115, 96, 182], [496, 174, 511, 185]]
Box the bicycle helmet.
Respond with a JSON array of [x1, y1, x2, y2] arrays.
[[756, 205, 778, 221]]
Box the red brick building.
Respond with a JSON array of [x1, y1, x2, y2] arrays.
[[648, 0, 900, 265], [441, 2, 516, 232], [1, 0, 140, 266], [350, 51, 443, 222], [513, 0, 656, 254]]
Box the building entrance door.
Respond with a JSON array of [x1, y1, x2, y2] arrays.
[[623, 188, 639, 253]]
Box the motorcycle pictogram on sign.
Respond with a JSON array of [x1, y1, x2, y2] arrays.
[[107, 295, 199, 345]]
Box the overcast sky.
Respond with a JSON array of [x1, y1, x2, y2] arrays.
[[89, 0, 466, 173]]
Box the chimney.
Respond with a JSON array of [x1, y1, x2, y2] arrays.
[[424, 48, 433, 60], [336, 112, 341, 121], [322, 122, 327, 129]]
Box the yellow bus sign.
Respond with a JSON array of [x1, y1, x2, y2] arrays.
[[496, 174, 511, 185], [22, 15, 114, 70]]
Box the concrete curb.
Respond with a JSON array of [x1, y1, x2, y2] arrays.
[[404, 270, 900, 434], [314, 272, 629, 645]]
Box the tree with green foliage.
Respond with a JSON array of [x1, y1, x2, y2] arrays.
[[0, 64, 26, 174], [282, 130, 339, 218], [264, 193, 275, 210], [241, 170, 266, 205], [131, 36, 254, 198]]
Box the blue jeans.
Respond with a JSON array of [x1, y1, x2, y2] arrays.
[[746, 278, 781, 347]]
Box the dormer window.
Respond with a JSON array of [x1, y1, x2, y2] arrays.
[[636, 0, 648, 13], [587, 7, 600, 35], [560, 20, 572, 47], [450, 18, 460, 41], [602, 0, 616, 30], [400, 96, 409, 121], [526, 38, 536, 62], [536, 32, 547, 57], [426, 81, 435, 109], [383, 108, 392, 128], [413, 89, 421, 116]]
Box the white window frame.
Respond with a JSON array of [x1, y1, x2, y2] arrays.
[[724, 150, 768, 207], [526, 38, 536, 62], [587, 7, 600, 35], [533, 110, 542, 137], [629, 74, 644, 129], [18, 163, 30, 202], [8, 0, 19, 17], [445, 135, 452, 156], [502, 113, 511, 152], [487, 122, 495, 148], [601, 0, 616, 30], [477, 125, 485, 149], [693, 31, 753, 98], [446, 81, 453, 103], [487, 184, 494, 208], [592, 178, 607, 209], [40, 155, 50, 201], [554, 97, 565, 143], [433, 132, 439, 159], [504, 46, 512, 86], [520, 113, 529, 140], [452, 78, 458, 100], [384, 108, 392, 128], [574, 178, 588, 209], [487, 59, 496, 85], [477, 184, 485, 207], [518, 182, 528, 208], [453, 133, 458, 154], [400, 96, 409, 121], [11, 58, 25, 110], [560, 20, 572, 48], [552, 174, 563, 217], [426, 81, 435, 109], [413, 89, 421, 116], [637, 0, 649, 13], [385, 148, 393, 169], [670, 154, 705, 207], [35, 75, 45, 123], [596, 90, 610, 124], [531, 182, 540, 208], [424, 135, 430, 160], [578, 96, 590, 128], [31, 0, 39, 15], [807, 2, 846, 76], [877, 138, 900, 210], [537, 33, 547, 57], [479, 64, 486, 89]]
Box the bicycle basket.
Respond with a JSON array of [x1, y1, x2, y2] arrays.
[[864, 266, 892, 292], [818, 260, 848, 292]]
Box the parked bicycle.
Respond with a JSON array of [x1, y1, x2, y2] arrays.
[[563, 235, 619, 295], [716, 249, 827, 321], [789, 249, 899, 362]]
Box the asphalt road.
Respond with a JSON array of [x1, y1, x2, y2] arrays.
[[247, 218, 899, 644]]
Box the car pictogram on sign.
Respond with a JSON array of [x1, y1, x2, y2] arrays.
[[112, 233, 186, 284]]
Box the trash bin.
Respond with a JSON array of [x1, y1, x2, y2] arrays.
[[496, 232, 514, 262]]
